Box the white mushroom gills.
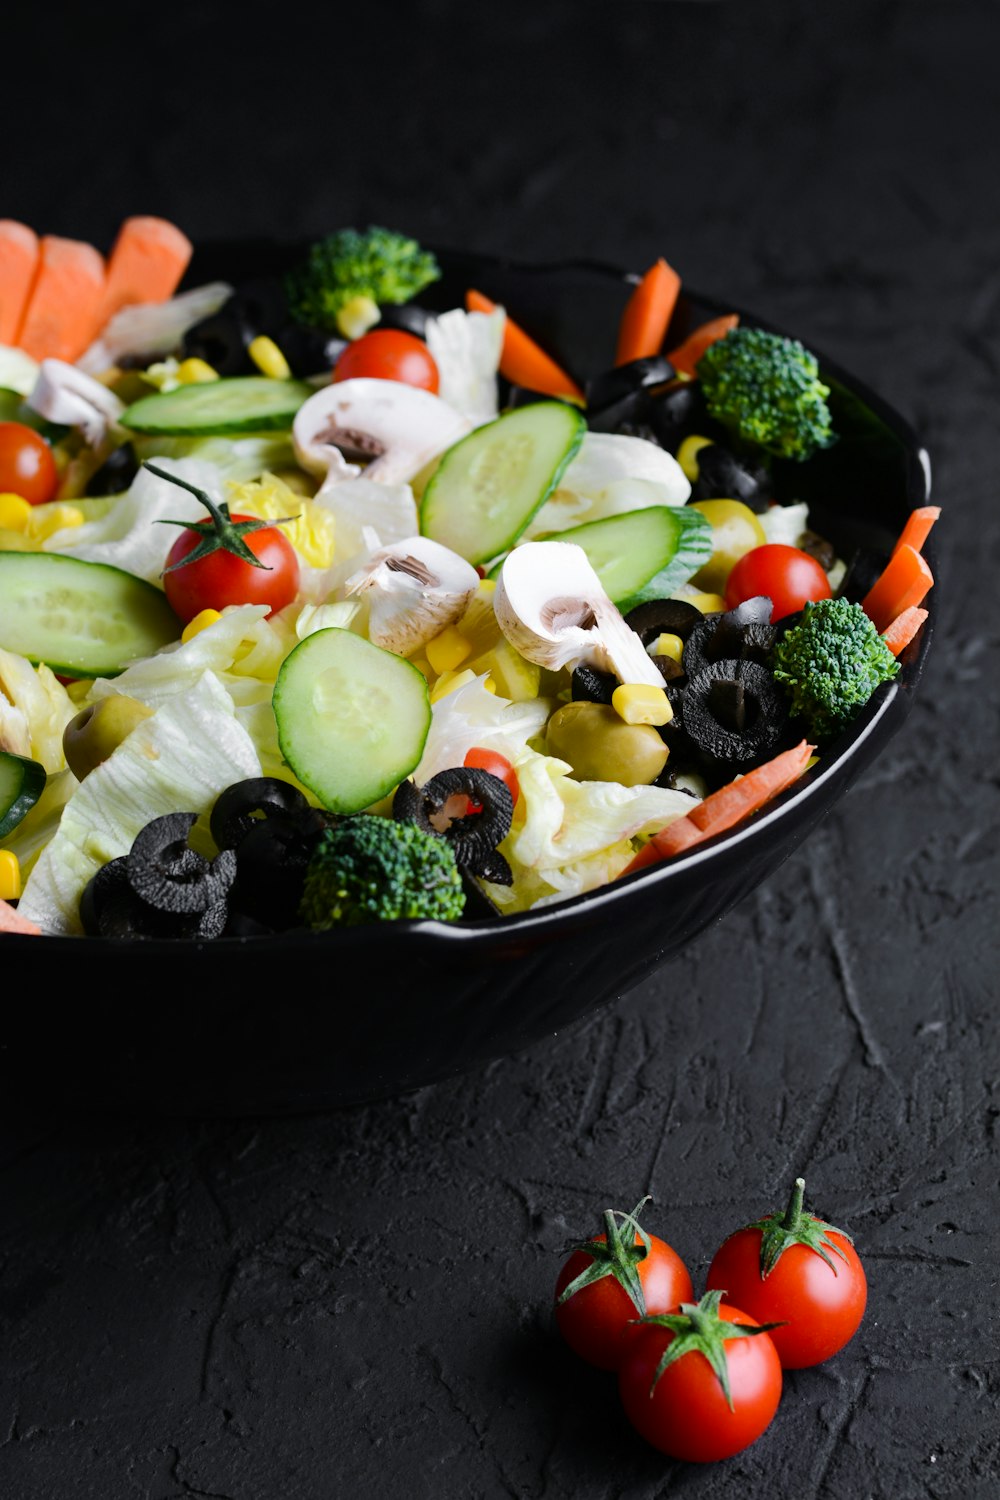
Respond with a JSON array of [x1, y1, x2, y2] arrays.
[[344, 534, 479, 657], [28, 359, 124, 446], [292, 377, 470, 487], [494, 541, 665, 688]]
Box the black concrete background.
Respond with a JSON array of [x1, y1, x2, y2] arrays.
[[2, 2, 998, 1496]]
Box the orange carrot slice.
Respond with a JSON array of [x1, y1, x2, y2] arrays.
[[466, 289, 584, 401], [17, 236, 106, 363], [623, 739, 815, 876], [861, 544, 933, 633], [99, 215, 193, 326], [615, 257, 681, 366], [0, 897, 40, 935], [891, 505, 940, 558], [667, 314, 739, 378], [881, 605, 929, 657], [0, 220, 40, 346]]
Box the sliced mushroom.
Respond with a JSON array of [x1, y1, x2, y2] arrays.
[[344, 534, 479, 656], [494, 541, 664, 688], [28, 359, 124, 446], [293, 377, 470, 486]]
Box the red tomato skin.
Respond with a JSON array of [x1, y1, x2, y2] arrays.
[[332, 330, 440, 393], [163, 514, 300, 624], [618, 1303, 782, 1462], [725, 543, 832, 621], [706, 1225, 867, 1369], [463, 747, 520, 808], [554, 1232, 693, 1371], [0, 422, 58, 505]]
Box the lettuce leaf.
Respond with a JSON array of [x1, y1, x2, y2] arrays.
[[425, 307, 504, 426]]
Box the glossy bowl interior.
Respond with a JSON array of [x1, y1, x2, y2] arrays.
[[0, 245, 934, 1115]]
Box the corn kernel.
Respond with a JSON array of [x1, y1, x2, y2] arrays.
[[181, 608, 222, 643], [677, 434, 713, 483], [650, 632, 685, 663], [248, 335, 292, 380], [426, 626, 472, 675], [612, 683, 674, 727], [27, 504, 84, 543], [430, 667, 477, 704], [336, 295, 381, 341], [0, 493, 32, 531], [0, 851, 22, 901], [686, 590, 728, 614], [176, 357, 219, 384]]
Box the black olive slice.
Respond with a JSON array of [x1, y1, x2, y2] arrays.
[[472, 849, 513, 887], [645, 380, 709, 450], [182, 307, 254, 376], [586, 357, 676, 414], [274, 323, 347, 376], [377, 303, 431, 338], [79, 856, 130, 936], [394, 769, 514, 878], [230, 815, 320, 930], [624, 598, 703, 647], [572, 665, 617, 705], [651, 654, 684, 684], [127, 812, 236, 914], [211, 777, 314, 851], [683, 597, 777, 677], [87, 444, 139, 497], [683, 660, 788, 773], [689, 443, 772, 511]]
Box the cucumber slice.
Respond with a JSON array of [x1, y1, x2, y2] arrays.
[[273, 629, 431, 814], [0, 552, 179, 677], [553, 506, 714, 612], [0, 751, 46, 838], [120, 377, 312, 436], [421, 401, 585, 565]]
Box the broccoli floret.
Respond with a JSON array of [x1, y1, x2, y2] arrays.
[[697, 326, 836, 462], [299, 816, 465, 928], [770, 597, 898, 740], [285, 226, 440, 333]]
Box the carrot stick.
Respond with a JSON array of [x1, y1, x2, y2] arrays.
[[0, 898, 40, 935], [891, 505, 940, 558], [861, 544, 933, 633], [615, 258, 681, 366], [16, 236, 106, 362], [0, 220, 40, 346], [667, 314, 739, 378], [622, 739, 815, 876], [466, 289, 584, 401], [881, 605, 929, 657], [99, 215, 193, 326]]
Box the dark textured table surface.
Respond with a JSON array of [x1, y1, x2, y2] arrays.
[[2, 3, 998, 1496]]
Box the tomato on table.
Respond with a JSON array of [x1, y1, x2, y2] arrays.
[[618, 1291, 783, 1462], [0, 421, 58, 505], [464, 748, 519, 811], [333, 329, 440, 392], [554, 1197, 693, 1370], [706, 1176, 867, 1369], [725, 543, 832, 621], [149, 461, 300, 623]]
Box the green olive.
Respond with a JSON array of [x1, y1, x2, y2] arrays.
[[690, 499, 767, 593], [63, 694, 154, 781], [546, 701, 668, 786]]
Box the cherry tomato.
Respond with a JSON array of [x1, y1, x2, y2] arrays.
[[0, 422, 58, 506], [725, 543, 831, 621], [332, 329, 439, 392], [706, 1178, 867, 1369], [163, 513, 300, 623], [463, 748, 519, 810], [618, 1299, 782, 1462], [554, 1202, 693, 1371]]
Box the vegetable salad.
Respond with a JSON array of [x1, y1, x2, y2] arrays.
[[0, 221, 935, 939]]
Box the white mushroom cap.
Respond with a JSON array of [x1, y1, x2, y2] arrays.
[[344, 534, 479, 657], [28, 359, 124, 446], [494, 541, 664, 687], [293, 377, 470, 486]]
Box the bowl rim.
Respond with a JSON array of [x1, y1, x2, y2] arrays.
[[8, 250, 935, 951]]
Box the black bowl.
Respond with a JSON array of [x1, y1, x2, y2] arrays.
[[0, 246, 934, 1115]]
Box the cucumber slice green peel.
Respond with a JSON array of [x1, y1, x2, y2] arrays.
[[536, 505, 713, 613], [0, 551, 180, 678], [121, 376, 313, 436], [0, 751, 46, 839], [273, 628, 431, 815], [420, 401, 586, 565]]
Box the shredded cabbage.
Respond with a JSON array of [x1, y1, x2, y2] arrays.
[[0, 650, 77, 772], [425, 307, 504, 426]]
